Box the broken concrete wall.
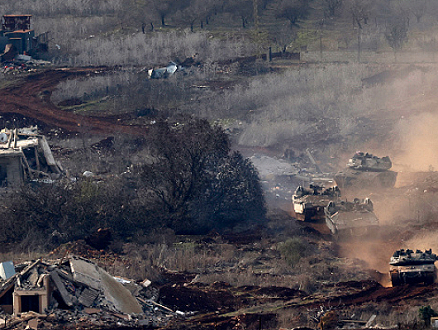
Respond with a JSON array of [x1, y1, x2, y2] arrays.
[[0, 153, 24, 186], [69, 256, 143, 314], [13, 275, 50, 314]]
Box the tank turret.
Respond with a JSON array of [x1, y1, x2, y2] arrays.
[[292, 185, 340, 221], [347, 152, 392, 171], [334, 152, 397, 189], [389, 249, 437, 286]]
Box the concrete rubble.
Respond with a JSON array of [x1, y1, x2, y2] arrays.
[[0, 256, 178, 329], [0, 127, 62, 186]]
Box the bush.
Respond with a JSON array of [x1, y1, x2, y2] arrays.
[[135, 117, 267, 234], [278, 237, 311, 267], [419, 305, 438, 326]]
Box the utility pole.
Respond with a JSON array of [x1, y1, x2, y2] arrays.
[[253, 0, 259, 29], [357, 27, 361, 62]]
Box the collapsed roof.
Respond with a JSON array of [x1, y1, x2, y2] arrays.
[[0, 256, 176, 328], [0, 127, 62, 186]]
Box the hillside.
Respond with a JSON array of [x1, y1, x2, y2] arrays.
[[2, 1, 438, 329]]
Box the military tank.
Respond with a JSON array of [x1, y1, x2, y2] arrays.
[[292, 185, 340, 221], [324, 198, 379, 238], [390, 249, 437, 286], [334, 152, 397, 189]]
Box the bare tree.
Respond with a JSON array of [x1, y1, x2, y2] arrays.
[[274, 23, 297, 53], [123, 0, 156, 32], [225, 0, 254, 28], [385, 18, 408, 62], [136, 118, 266, 234], [149, 0, 188, 27], [274, 0, 311, 27], [407, 0, 428, 23], [324, 0, 343, 17], [347, 0, 373, 28], [176, 0, 216, 32], [345, 0, 375, 62]]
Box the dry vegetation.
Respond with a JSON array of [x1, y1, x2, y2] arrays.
[[2, 0, 438, 329]]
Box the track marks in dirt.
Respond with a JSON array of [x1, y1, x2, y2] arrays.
[[298, 281, 435, 309], [0, 68, 146, 136]]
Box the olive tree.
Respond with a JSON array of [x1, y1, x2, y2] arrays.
[[135, 118, 266, 234]]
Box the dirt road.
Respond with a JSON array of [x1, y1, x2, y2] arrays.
[[0, 68, 146, 136]]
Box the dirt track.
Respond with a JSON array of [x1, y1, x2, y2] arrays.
[[0, 68, 146, 136], [159, 278, 436, 329]]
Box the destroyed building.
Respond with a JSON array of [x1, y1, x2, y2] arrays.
[[0, 256, 175, 328], [0, 127, 62, 186], [0, 15, 49, 62]]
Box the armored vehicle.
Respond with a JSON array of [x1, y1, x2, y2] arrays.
[[334, 152, 397, 189], [390, 249, 437, 286], [324, 198, 379, 238], [292, 185, 340, 221]]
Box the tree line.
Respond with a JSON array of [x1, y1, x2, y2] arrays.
[[1, 0, 434, 66]]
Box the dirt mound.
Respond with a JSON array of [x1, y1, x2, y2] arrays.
[[159, 284, 237, 313]]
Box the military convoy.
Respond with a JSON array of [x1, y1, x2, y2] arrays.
[[291, 151, 401, 238], [292, 183, 379, 239], [334, 152, 397, 189], [291, 150, 437, 285], [389, 249, 437, 286]]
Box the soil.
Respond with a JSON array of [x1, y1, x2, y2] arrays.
[[2, 65, 438, 330], [0, 67, 148, 137]]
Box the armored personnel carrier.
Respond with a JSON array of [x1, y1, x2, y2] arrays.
[[324, 198, 379, 238], [390, 249, 437, 286], [292, 185, 340, 221], [334, 152, 397, 189]]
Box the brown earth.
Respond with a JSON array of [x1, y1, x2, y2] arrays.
[[2, 66, 438, 330], [0, 67, 147, 136]]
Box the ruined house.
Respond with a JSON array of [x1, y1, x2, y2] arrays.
[[0, 127, 62, 187], [0, 256, 173, 328], [0, 15, 49, 61]]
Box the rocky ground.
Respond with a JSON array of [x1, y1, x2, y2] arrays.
[[2, 63, 438, 329]]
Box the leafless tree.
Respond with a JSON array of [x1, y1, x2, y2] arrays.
[[274, 0, 311, 27], [226, 0, 254, 28], [136, 118, 266, 234], [406, 0, 428, 24], [347, 0, 374, 28], [148, 0, 188, 27], [274, 23, 297, 53], [176, 0, 216, 32], [324, 0, 343, 17], [345, 0, 375, 62], [385, 18, 409, 62]]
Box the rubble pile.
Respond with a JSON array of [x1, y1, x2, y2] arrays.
[[0, 256, 178, 329], [0, 126, 63, 187], [2, 59, 50, 74], [50, 240, 118, 263]]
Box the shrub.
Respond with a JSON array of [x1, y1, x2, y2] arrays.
[[419, 305, 438, 326], [278, 237, 310, 267], [135, 117, 267, 234]]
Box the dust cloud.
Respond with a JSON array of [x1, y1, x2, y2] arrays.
[[393, 113, 438, 172], [371, 192, 412, 225], [404, 231, 438, 254], [337, 239, 397, 274]]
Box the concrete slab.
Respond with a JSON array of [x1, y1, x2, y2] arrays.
[[99, 268, 142, 314], [0, 261, 15, 280], [69, 257, 101, 290]]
